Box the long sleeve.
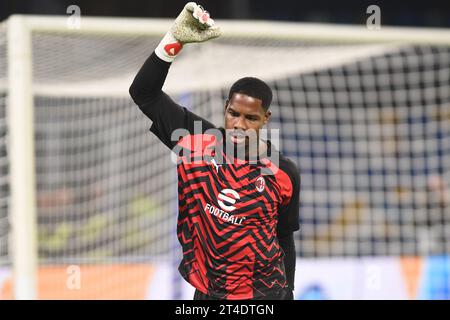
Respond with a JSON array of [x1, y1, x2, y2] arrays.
[[129, 52, 171, 106], [276, 158, 301, 237], [278, 232, 296, 296], [129, 52, 215, 149], [129, 52, 171, 116], [276, 154, 300, 298]]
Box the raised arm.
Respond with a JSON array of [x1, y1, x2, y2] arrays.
[[128, 51, 171, 115], [129, 2, 221, 149]]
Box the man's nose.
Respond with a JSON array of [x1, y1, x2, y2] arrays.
[[234, 116, 246, 130]]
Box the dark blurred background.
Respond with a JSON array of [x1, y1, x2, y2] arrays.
[[1, 0, 450, 27]]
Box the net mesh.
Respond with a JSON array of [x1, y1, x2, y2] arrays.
[[270, 46, 450, 256], [35, 96, 177, 262], [0, 22, 9, 268], [0, 19, 449, 298]]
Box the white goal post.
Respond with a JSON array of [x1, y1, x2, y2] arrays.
[[3, 15, 450, 299]]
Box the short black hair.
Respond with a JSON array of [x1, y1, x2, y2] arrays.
[[228, 77, 273, 111]]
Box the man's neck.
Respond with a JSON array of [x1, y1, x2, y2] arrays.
[[232, 138, 268, 163], [246, 138, 267, 159]]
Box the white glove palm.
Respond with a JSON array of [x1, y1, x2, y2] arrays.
[[155, 2, 222, 62]]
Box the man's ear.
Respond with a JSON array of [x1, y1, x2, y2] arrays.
[[224, 99, 229, 113], [264, 110, 272, 125]]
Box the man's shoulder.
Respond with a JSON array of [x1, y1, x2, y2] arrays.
[[277, 154, 300, 186], [279, 153, 300, 195]]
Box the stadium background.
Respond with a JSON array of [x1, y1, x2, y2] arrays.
[[0, 0, 449, 299]]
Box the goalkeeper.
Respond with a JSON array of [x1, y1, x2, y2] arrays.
[[129, 2, 300, 300]]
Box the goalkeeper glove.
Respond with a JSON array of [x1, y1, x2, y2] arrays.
[[155, 2, 222, 62]]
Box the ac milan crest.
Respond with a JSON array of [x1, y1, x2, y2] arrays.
[[255, 176, 265, 192]]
